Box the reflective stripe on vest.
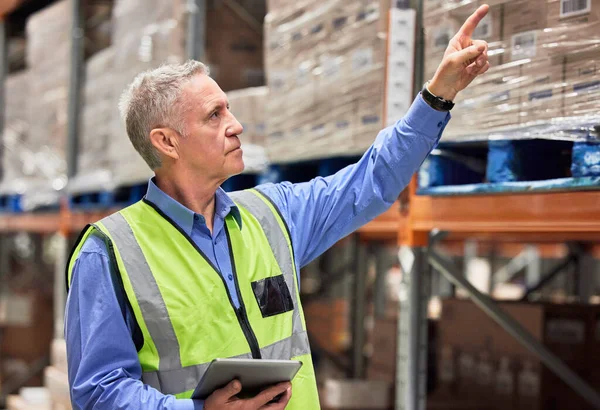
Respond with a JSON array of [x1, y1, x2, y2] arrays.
[[142, 332, 310, 395], [228, 190, 304, 337], [96, 190, 310, 395], [100, 213, 181, 372]]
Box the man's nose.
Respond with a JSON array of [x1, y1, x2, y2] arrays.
[[226, 114, 243, 136]]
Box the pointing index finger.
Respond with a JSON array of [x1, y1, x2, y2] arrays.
[[458, 4, 489, 38]]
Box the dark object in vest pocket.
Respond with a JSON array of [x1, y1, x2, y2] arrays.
[[251, 275, 294, 318]]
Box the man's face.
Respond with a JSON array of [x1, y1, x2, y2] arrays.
[[178, 74, 245, 180]]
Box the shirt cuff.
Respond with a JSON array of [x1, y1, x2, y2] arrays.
[[174, 399, 204, 410], [402, 93, 452, 139]]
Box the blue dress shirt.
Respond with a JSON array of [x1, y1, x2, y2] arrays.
[[65, 95, 450, 410]]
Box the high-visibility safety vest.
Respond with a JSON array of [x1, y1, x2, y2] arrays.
[[67, 189, 320, 408]]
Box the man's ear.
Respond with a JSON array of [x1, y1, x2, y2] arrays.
[[150, 128, 180, 160]]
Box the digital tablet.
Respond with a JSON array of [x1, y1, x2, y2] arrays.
[[192, 358, 303, 400]]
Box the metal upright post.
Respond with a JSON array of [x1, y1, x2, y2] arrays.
[[351, 238, 368, 378], [374, 245, 396, 318], [410, 0, 424, 94], [59, 0, 84, 339], [54, 234, 68, 338], [576, 246, 596, 304], [524, 245, 541, 289], [66, 0, 84, 179], [397, 246, 429, 410], [0, 235, 9, 298], [463, 239, 477, 277], [0, 19, 6, 297], [187, 0, 206, 61], [0, 18, 6, 137]]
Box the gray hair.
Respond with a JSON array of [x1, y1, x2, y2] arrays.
[[118, 60, 210, 169]]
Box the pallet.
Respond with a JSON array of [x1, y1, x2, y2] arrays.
[[221, 156, 362, 192], [68, 183, 146, 210], [260, 156, 361, 185], [0, 194, 23, 213], [221, 173, 261, 192], [418, 139, 600, 196]]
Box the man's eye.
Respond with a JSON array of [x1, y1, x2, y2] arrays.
[[211, 111, 219, 119]]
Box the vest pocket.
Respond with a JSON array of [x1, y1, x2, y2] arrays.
[[251, 275, 294, 318]]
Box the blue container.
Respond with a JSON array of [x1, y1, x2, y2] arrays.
[[572, 141, 600, 177]]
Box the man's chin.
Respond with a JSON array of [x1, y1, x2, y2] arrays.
[[229, 159, 245, 176]]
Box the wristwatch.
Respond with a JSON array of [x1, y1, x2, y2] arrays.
[[421, 82, 455, 112]]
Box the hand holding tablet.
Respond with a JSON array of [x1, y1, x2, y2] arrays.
[[195, 358, 303, 409]]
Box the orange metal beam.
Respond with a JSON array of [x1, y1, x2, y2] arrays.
[[66, 208, 117, 233], [438, 241, 568, 259], [357, 201, 401, 243], [0, 187, 598, 258], [405, 190, 600, 246], [0, 212, 61, 233]]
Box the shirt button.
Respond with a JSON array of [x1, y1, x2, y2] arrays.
[[437, 121, 443, 128], [228, 274, 233, 281]]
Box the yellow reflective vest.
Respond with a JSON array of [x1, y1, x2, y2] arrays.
[[67, 189, 320, 408]]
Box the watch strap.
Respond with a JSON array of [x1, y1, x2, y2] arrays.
[[421, 83, 455, 111]]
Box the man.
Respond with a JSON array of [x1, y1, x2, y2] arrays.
[[65, 5, 490, 410]]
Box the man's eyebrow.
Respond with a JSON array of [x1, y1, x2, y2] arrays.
[[205, 100, 229, 113]]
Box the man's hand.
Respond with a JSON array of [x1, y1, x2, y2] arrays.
[[204, 380, 292, 410], [428, 4, 491, 101]]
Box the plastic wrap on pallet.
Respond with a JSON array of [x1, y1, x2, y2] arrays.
[[13, 0, 73, 210], [240, 144, 269, 173], [226, 86, 268, 146], [108, 0, 184, 187], [226, 87, 269, 172], [264, 0, 390, 163], [108, 0, 264, 187], [424, 0, 600, 142], [0, 71, 30, 196], [68, 47, 117, 195], [418, 147, 486, 187], [486, 140, 571, 183], [572, 140, 600, 177]]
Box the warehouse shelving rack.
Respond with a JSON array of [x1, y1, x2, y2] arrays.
[[0, 1, 599, 409], [377, 0, 600, 409], [0, 0, 210, 402], [392, 180, 600, 410]]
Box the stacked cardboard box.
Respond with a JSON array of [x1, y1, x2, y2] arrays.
[[424, 0, 600, 141], [227, 87, 268, 147], [226, 87, 269, 172], [7, 388, 51, 410], [0, 71, 30, 196], [13, 0, 128, 208], [264, 0, 398, 163], [108, 0, 265, 187], [22, 0, 72, 210], [435, 298, 600, 410], [564, 46, 600, 117], [1, 289, 53, 398], [107, 0, 184, 187], [304, 299, 350, 354], [589, 305, 600, 401], [8, 339, 72, 410], [43, 339, 71, 410], [321, 379, 393, 409], [366, 315, 398, 383]]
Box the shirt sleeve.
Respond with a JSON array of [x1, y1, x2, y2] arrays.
[[256, 94, 450, 268], [65, 234, 204, 410]]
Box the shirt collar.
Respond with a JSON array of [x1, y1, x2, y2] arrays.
[[145, 178, 242, 235]]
